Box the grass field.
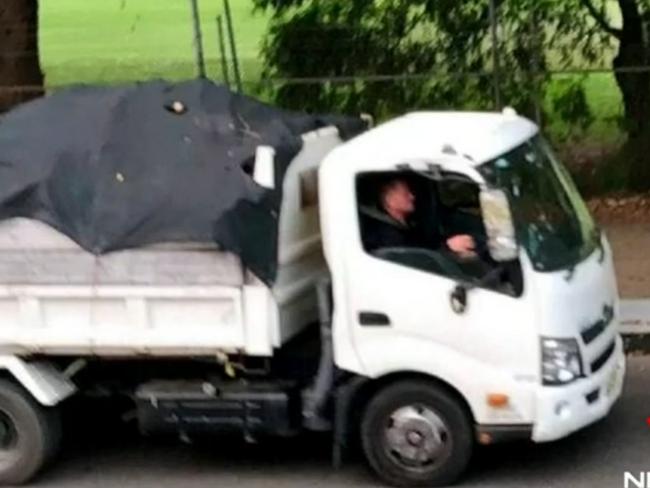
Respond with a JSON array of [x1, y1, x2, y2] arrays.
[[39, 0, 269, 87], [38, 0, 627, 148]]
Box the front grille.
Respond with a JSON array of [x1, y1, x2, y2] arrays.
[[581, 305, 614, 345], [590, 339, 616, 374]]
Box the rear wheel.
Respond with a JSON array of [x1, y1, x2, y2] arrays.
[[0, 380, 61, 485], [361, 380, 473, 487]]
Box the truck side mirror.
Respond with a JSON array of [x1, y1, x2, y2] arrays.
[[479, 188, 518, 262], [253, 146, 276, 190]]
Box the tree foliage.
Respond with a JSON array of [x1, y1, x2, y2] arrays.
[[595, 0, 650, 188], [254, 1, 605, 121], [254, 0, 650, 188], [0, 0, 43, 113]]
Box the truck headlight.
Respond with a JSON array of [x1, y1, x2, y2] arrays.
[[541, 338, 583, 386]]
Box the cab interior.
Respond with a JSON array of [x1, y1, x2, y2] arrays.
[[356, 170, 523, 296]]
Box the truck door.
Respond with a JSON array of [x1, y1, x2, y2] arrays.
[[335, 163, 538, 422]]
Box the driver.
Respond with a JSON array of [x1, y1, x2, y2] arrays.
[[363, 178, 476, 258]]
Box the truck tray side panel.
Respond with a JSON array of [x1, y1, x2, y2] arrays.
[[0, 285, 247, 356]]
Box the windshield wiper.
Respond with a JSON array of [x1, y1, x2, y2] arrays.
[[564, 227, 604, 281], [564, 264, 576, 282], [564, 226, 606, 281], [593, 227, 605, 264]]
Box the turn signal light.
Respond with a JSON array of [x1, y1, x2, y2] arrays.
[[487, 393, 510, 408]]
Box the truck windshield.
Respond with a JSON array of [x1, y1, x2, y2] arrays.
[[479, 136, 598, 272]]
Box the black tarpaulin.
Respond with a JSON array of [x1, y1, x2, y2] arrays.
[[0, 79, 366, 284]]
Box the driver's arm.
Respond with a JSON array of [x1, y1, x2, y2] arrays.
[[446, 234, 477, 258]]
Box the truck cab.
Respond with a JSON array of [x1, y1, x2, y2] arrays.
[[318, 110, 625, 485]]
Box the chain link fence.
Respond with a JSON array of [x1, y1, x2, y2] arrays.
[[1, 0, 644, 193]]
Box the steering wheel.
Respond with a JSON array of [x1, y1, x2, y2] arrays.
[[373, 246, 466, 279]]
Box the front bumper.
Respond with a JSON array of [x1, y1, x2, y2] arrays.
[[532, 334, 626, 443]]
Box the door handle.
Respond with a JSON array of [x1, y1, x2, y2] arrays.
[[359, 311, 391, 326], [450, 285, 468, 314]]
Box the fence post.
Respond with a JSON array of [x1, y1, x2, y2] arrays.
[[216, 15, 231, 87], [189, 0, 207, 79], [223, 0, 243, 93], [530, 8, 543, 126], [489, 0, 502, 110]]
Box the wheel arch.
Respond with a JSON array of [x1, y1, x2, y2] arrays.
[[0, 356, 76, 406], [351, 371, 476, 427], [334, 370, 476, 457]]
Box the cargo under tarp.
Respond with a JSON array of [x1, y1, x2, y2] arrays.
[[0, 218, 245, 287], [0, 80, 366, 284]]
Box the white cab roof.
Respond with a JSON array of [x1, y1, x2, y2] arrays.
[[334, 110, 539, 167]]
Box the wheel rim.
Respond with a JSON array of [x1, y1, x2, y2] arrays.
[[382, 404, 452, 471]]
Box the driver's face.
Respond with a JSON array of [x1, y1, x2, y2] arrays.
[[385, 181, 415, 215]]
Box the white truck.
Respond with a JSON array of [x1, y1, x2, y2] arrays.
[[0, 109, 625, 486]]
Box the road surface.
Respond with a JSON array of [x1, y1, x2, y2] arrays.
[[30, 355, 650, 488]]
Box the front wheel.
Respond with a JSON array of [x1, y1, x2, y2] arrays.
[[361, 381, 473, 487]]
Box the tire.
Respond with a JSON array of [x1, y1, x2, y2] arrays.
[[361, 380, 473, 487], [0, 379, 60, 485], [43, 407, 63, 465]]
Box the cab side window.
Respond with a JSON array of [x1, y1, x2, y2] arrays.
[[356, 171, 522, 296]]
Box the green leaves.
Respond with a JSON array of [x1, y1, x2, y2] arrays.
[[253, 0, 625, 127]]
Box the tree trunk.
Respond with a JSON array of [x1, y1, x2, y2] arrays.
[[0, 0, 43, 113], [614, 0, 650, 189]]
